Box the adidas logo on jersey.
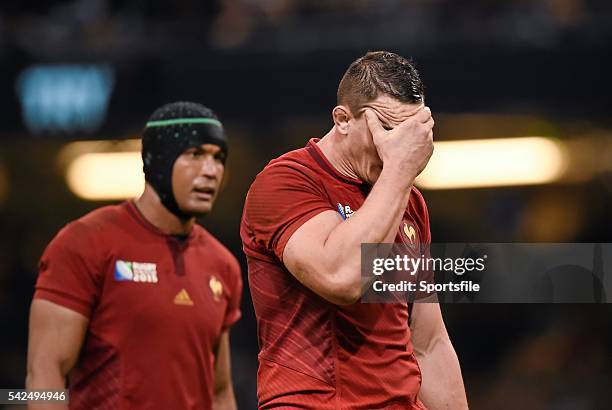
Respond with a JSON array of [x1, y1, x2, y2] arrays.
[[174, 289, 194, 306], [114, 260, 158, 283]]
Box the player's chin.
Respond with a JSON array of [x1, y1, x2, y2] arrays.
[[183, 198, 215, 216]]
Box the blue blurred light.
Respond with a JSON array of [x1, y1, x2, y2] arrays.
[[16, 64, 114, 134]]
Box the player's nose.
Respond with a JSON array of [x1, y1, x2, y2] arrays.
[[199, 155, 220, 179]]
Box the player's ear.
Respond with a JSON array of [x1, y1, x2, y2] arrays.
[[332, 105, 351, 135]]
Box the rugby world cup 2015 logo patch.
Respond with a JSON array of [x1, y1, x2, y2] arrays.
[[115, 260, 158, 283], [337, 203, 355, 220]]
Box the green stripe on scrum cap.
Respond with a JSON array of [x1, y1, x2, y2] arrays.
[[145, 118, 223, 128]]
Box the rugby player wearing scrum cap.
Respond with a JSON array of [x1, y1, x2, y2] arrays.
[[27, 102, 242, 410]]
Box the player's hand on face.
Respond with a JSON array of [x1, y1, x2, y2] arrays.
[[365, 106, 434, 181]]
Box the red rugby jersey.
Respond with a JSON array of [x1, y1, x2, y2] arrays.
[[241, 138, 430, 409], [34, 201, 242, 410]]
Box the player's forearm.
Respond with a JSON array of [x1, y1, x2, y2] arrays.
[[340, 165, 413, 241], [26, 365, 69, 410], [212, 385, 237, 410], [26, 363, 66, 390], [322, 166, 413, 298], [415, 336, 468, 410]]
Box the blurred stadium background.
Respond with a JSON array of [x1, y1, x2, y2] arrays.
[[1, 1, 612, 409]]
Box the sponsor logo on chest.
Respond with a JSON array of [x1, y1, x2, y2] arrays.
[[114, 260, 158, 283]]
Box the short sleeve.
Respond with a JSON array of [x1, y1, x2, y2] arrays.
[[34, 222, 104, 318], [422, 202, 431, 245], [221, 255, 243, 332], [415, 189, 434, 299], [412, 187, 431, 244], [244, 164, 335, 261]]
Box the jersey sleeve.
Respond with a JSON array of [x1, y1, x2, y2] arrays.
[[34, 221, 104, 318], [244, 163, 335, 261], [221, 254, 243, 332], [410, 188, 434, 302], [421, 196, 431, 245]]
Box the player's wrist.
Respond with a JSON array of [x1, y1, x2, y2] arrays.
[[378, 162, 417, 191]]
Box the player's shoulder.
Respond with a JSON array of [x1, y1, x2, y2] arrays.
[[42, 204, 129, 263], [75, 202, 131, 231], [408, 187, 429, 220], [407, 187, 430, 241], [52, 203, 128, 246], [192, 226, 241, 274], [410, 187, 428, 208], [253, 144, 320, 186], [266, 144, 312, 167]]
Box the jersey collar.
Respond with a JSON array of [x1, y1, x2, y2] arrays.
[[306, 138, 363, 185], [124, 200, 197, 243]]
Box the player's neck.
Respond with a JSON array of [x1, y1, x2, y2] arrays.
[[134, 186, 195, 235], [317, 128, 360, 180]]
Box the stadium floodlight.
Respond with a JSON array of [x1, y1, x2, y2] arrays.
[[66, 151, 144, 200], [416, 137, 568, 189]]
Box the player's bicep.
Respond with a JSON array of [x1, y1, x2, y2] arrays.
[[409, 297, 448, 355], [282, 210, 345, 301], [27, 299, 89, 377]]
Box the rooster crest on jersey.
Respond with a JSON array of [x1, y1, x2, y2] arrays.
[[209, 276, 223, 301], [403, 223, 417, 244]]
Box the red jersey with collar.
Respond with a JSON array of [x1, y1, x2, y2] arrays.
[[241, 138, 431, 409], [34, 201, 242, 410]]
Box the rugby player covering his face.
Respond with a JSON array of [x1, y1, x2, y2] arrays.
[[241, 52, 468, 409]]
